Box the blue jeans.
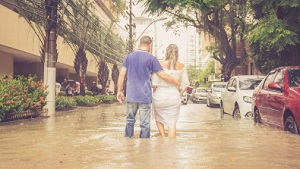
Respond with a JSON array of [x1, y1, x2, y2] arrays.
[[125, 102, 151, 138]]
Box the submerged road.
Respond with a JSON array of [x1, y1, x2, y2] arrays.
[[1, 102, 300, 169]]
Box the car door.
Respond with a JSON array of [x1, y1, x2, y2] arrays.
[[223, 78, 237, 115], [267, 69, 285, 126], [257, 71, 277, 122], [222, 78, 233, 114]]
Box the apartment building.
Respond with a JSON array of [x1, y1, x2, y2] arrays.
[[0, 0, 121, 89]]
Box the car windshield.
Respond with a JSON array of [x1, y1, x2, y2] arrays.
[[239, 78, 263, 90], [196, 88, 207, 93], [288, 68, 300, 87], [212, 84, 226, 92]]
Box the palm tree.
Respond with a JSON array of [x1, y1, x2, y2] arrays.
[[111, 64, 119, 95], [98, 61, 109, 94]]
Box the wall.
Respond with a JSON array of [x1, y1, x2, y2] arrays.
[[0, 51, 13, 76]]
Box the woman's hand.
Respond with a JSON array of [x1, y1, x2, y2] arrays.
[[153, 85, 157, 92], [179, 89, 184, 96]]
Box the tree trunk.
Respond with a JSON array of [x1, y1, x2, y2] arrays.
[[291, 43, 300, 66], [74, 44, 88, 96], [98, 61, 109, 94], [111, 64, 119, 95]]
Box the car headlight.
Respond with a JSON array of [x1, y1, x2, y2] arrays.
[[243, 96, 252, 103], [211, 93, 218, 99]]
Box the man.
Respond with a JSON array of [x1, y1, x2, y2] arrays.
[[117, 36, 181, 138], [90, 81, 100, 96]]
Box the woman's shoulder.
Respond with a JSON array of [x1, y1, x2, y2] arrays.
[[159, 60, 169, 68], [175, 62, 185, 70]]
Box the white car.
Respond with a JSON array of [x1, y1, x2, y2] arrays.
[[206, 82, 227, 107], [190, 87, 209, 103], [220, 75, 265, 118]]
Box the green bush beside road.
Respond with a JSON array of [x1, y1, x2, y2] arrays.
[[55, 95, 117, 111], [0, 75, 48, 122]]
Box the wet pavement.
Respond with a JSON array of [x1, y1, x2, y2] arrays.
[[1, 102, 300, 169]]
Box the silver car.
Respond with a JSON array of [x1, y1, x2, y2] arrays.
[[190, 87, 209, 103], [206, 82, 227, 107]]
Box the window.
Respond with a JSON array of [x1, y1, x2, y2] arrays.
[[232, 78, 237, 89], [226, 78, 234, 88], [262, 72, 276, 90], [239, 78, 263, 90], [288, 68, 300, 87], [274, 69, 284, 88]]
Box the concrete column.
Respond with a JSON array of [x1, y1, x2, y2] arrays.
[[0, 51, 13, 76]]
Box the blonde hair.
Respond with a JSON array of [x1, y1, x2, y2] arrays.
[[165, 44, 179, 69]]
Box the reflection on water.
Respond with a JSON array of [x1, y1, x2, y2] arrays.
[[0, 103, 300, 169]]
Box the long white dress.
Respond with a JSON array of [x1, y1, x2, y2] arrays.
[[152, 66, 189, 127]]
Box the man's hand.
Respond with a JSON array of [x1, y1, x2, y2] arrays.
[[117, 91, 125, 103]]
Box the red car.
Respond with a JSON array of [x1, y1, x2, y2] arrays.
[[252, 66, 300, 134]]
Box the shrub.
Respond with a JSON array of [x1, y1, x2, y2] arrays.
[[86, 91, 93, 96], [0, 75, 48, 121], [75, 95, 99, 106], [57, 91, 66, 96], [55, 96, 77, 111], [95, 95, 117, 104]]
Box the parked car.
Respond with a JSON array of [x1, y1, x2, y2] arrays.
[[252, 66, 300, 134], [207, 82, 227, 107], [190, 87, 209, 103], [220, 75, 265, 118], [181, 92, 188, 105]]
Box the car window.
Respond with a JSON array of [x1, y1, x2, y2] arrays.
[[262, 72, 276, 90], [288, 68, 300, 87], [239, 78, 263, 90], [226, 78, 233, 88], [212, 84, 226, 92], [213, 84, 226, 88], [197, 88, 208, 93], [274, 69, 284, 88], [232, 79, 237, 89]]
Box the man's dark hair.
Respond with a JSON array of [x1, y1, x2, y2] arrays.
[[139, 36, 152, 45]]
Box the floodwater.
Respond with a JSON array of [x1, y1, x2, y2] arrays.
[[1, 103, 300, 169]]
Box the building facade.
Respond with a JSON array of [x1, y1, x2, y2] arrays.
[[0, 0, 121, 91]]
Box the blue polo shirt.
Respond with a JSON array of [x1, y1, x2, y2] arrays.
[[122, 50, 163, 103]]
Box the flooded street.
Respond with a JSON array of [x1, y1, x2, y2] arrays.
[[1, 103, 300, 169]]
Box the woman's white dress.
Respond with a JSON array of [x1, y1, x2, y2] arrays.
[[152, 66, 189, 127]]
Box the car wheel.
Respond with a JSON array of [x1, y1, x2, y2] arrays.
[[220, 102, 224, 118], [233, 105, 241, 118], [284, 116, 299, 134], [254, 109, 260, 123], [206, 99, 210, 107]]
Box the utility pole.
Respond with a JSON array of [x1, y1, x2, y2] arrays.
[[44, 0, 59, 116], [126, 0, 135, 52]]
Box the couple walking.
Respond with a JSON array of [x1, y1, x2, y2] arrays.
[[117, 36, 189, 138]]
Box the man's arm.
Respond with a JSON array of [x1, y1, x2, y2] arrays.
[[117, 68, 127, 103], [156, 71, 181, 89]]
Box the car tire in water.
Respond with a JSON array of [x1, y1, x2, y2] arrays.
[[220, 101, 224, 118], [233, 105, 241, 118], [254, 108, 260, 123], [206, 99, 210, 107], [284, 116, 299, 134]]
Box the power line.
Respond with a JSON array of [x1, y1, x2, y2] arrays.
[[0, 0, 128, 64]]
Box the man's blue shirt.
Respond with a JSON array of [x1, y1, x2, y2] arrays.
[[122, 50, 163, 103]]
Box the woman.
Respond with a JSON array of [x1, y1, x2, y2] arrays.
[[152, 44, 190, 137]]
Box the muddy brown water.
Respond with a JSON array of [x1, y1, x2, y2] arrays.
[[1, 103, 300, 169]]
